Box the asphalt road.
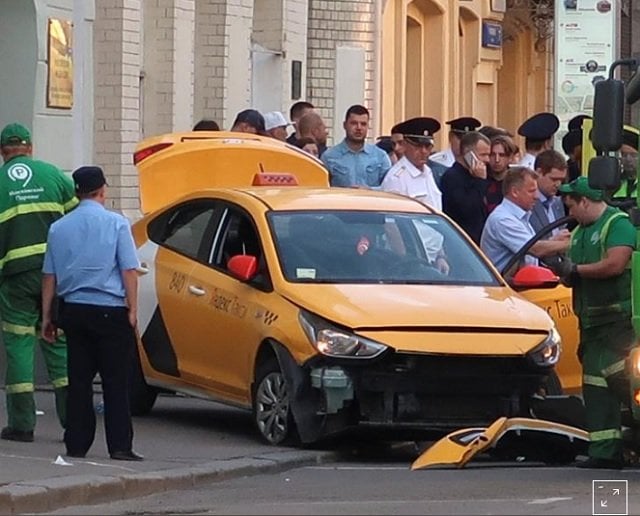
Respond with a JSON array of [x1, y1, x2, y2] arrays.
[[46, 455, 640, 516]]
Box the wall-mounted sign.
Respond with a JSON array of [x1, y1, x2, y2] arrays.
[[553, 0, 617, 141], [47, 18, 73, 109], [491, 0, 507, 12], [482, 21, 502, 49]]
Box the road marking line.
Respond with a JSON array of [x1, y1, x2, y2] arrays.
[[528, 497, 573, 505]]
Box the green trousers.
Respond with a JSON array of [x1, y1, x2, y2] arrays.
[[580, 321, 634, 462], [0, 270, 68, 432]]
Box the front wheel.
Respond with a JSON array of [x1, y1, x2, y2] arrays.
[[253, 358, 297, 445]]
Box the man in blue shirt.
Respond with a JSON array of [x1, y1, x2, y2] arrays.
[[322, 105, 392, 187], [41, 166, 143, 461], [480, 167, 569, 276]]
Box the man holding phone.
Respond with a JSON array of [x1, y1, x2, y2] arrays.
[[440, 132, 491, 244]]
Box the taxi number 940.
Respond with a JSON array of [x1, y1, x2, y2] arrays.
[[168, 272, 186, 293]]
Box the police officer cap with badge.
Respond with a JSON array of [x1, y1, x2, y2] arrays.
[[393, 117, 441, 148], [446, 117, 482, 135]]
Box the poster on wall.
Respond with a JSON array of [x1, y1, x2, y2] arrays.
[[47, 18, 73, 109], [554, 0, 616, 136]]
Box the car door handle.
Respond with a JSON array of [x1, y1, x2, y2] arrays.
[[136, 262, 150, 275], [188, 285, 206, 296]]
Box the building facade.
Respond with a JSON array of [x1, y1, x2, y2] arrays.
[[0, 0, 607, 215]]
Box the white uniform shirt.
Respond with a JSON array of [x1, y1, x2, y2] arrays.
[[518, 152, 536, 170], [428, 147, 455, 169], [380, 156, 442, 210]]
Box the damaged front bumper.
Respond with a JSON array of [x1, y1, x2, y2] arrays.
[[280, 347, 560, 443]]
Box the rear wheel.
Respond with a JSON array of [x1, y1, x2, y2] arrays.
[[129, 350, 159, 416], [253, 358, 297, 445]]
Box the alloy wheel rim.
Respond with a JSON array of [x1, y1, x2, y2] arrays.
[[256, 371, 289, 444]]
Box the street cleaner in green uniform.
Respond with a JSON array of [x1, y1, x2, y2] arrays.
[[0, 123, 78, 442], [549, 177, 635, 469]]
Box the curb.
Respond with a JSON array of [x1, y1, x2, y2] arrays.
[[0, 449, 339, 514]]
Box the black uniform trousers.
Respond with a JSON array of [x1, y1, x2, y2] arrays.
[[60, 302, 135, 456]]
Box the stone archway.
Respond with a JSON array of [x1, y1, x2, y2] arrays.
[[381, 0, 445, 136]]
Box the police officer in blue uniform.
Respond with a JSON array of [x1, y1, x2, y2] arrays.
[[41, 166, 143, 462]]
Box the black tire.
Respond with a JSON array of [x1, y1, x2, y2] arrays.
[[252, 358, 297, 445], [544, 370, 564, 396], [129, 349, 159, 416]]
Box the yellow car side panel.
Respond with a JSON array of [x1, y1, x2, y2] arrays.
[[153, 248, 195, 371], [519, 286, 581, 393]]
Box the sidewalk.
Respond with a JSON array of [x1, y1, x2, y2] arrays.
[[0, 389, 339, 514]]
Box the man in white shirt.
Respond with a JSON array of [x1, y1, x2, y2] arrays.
[[381, 117, 442, 210], [481, 166, 569, 275]]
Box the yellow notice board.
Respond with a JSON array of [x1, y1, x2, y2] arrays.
[[47, 18, 73, 109]]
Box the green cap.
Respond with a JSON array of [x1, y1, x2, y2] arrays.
[[558, 176, 604, 201], [0, 123, 31, 146]]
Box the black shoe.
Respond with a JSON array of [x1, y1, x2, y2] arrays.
[[65, 451, 86, 458], [1, 426, 34, 442], [110, 450, 144, 461], [574, 457, 624, 470]]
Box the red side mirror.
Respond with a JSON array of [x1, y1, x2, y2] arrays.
[[227, 255, 258, 281], [511, 265, 559, 290]]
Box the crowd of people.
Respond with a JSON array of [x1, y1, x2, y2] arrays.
[[197, 102, 638, 277]]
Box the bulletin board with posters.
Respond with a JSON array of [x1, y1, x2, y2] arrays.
[[553, 0, 616, 142], [46, 18, 73, 109]]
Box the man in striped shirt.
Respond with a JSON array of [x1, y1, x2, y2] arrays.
[[0, 123, 78, 442]]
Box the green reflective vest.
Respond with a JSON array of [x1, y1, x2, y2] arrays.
[[0, 155, 78, 276], [568, 207, 635, 329]]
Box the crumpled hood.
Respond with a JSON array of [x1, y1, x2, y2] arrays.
[[279, 284, 553, 355], [279, 283, 551, 331]]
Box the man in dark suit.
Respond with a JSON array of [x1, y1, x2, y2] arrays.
[[440, 131, 491, 244], [530, 150, 568, 236]]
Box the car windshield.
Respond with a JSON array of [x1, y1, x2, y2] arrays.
[[269, 211, 500, 285]]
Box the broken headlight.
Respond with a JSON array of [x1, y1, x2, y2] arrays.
[[528, 327, 562, 367], [299, 310, 388, 359]]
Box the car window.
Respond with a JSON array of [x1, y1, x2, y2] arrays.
[[211, 209, 262, 269], [269, 211, 500, 285], [147, 202, 216, 259]]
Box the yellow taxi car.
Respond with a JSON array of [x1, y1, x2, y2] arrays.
[[129, 132, 573, 445]]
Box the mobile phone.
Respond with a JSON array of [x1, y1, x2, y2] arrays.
[[464, 151, 478, 169]]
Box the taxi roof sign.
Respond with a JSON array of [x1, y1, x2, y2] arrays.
[[252, 172, 298, 186], [133, 131, 328, 214]]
